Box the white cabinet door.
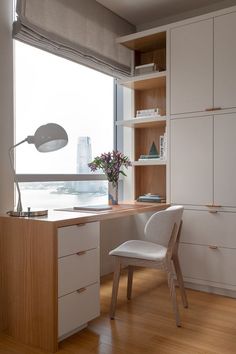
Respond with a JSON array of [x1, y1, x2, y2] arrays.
[[171, 19, 213, 114], [214, 12, 236, 110], [170, 116, 213, 205], [214, 113, 236, 207]]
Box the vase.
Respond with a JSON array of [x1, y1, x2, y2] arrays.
[[108, 181, 118, 205]]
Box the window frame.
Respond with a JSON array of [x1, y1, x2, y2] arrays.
[[14, 46, 119, 187]]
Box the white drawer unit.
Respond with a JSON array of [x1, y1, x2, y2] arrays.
[[179, 243, 236, 287], [58, 222, 100, 258], [57, 222, 100, 339], [58, 282, 100, 339], [58, 249, 99, 297], [181, 210, 236, 249]]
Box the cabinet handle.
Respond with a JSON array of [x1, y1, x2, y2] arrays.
[[205, 204, 222, 208], [76, 223, 86, 227], [205, 107, 222, 111], [76, 287, 86, 293], [76, 251, 87, 256], [209, 245, 218, 250]]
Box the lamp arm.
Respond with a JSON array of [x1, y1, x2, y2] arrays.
[[8, 138, 28, 213]]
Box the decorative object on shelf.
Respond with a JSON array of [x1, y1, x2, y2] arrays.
[[136, 108, 160, 118], [139, 142, 159, 160], [88, 151, 132, 205], [137, 193, 166, 203], [8, 123, 68, 217], [134, 63, 157, 75]]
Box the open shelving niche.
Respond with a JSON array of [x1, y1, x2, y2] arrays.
[[117, 30, 168, 201]]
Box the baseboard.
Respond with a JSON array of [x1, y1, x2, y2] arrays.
[[183, 280, 236, 298]]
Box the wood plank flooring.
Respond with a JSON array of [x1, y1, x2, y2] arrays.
[[1, 268, 236, 354]]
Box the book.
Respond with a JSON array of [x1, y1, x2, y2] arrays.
[[73, 205, 112, 211], [139, 155, 160, 160], [137, 194, 164, 203]]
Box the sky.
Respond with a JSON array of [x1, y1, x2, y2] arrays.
[[14, 41, 114, 174]]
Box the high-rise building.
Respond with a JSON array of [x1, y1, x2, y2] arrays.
[[76, 137, 92, 174]]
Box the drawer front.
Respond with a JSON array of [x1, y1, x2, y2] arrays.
[[58, 222, 99, 258], [179, 243, 236, 286], [58, 282, 100, 339], [181, 210, 236, 248], [58, 249, 99, 297]]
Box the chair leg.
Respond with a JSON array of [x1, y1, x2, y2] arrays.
[[127, 265, 133, 300], [166, 261, 181, 327], [110, 257, 121, 319], [173, 255, 188, 308]]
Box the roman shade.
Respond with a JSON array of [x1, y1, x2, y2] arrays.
[[13, 0, 135, 78]]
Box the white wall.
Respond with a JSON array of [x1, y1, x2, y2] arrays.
[[0, 0, 14, 213]]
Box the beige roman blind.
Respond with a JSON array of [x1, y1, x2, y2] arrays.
[[13, 0, 134, 78]]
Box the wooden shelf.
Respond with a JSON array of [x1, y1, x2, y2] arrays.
[[117, 31, 166, 52], [116, 116, 167, 128], [119, 71, 166, 90], [133, 160, 166, 166]]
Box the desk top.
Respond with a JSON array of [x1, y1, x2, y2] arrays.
[[0, 201, 169, 228]]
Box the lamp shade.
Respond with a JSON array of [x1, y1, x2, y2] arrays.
[[27, 123, 68, 152]]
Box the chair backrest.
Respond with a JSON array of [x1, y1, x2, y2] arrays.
[[144, 205, 184, 247]]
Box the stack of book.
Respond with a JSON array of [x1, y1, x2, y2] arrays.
[[137, 194, 165, 203], [134, 63, 157, 75], [160, 131, 167, 160]]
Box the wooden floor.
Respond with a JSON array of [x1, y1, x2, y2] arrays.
[[1, 268, 236, 354]]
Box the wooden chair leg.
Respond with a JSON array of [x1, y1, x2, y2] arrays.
[[110, 257, 121, 319], [127, 265, 133, 300], [173, 256, 188, 308], [166, 262, 181, 327]]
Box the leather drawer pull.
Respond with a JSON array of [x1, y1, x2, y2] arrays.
[[209, 245, 218, 250], [76, 287, 86, 294], [76, 251, 87, 256], [205, 107, 222, 111], [205, 204, 222, 208], [76, 223, 86, 227]]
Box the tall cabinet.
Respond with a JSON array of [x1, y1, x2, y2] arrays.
[[117, 31, 168, 201], [118, 5, 236, 297], [170, 9, 236, 295]]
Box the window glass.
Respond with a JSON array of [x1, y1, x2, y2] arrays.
[[15, 41, 114, 174], [19, 181, 108, 209]]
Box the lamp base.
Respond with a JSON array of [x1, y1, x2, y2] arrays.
[[7, 209, 48, 217]]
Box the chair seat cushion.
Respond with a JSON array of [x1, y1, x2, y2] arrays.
[[109, 240, 167, 261]]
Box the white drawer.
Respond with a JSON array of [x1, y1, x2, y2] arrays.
[[58, 248, 99, 297], [58, 222, 99, 258], [58, 282, 100, 339], [179, 243, 236, 286], [181, 210, 236, 248]]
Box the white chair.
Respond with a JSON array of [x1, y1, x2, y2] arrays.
[[109, 205, 188, 326]]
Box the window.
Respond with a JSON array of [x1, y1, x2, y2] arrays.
[[14, 41, 115, 208]]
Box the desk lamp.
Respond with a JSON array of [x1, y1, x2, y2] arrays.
[[8, 123, 68, 217]]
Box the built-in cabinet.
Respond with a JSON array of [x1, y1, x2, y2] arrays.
[[171, 11, 236, 115], [118, 5, 236, 296], [170, 8, 236, 295]]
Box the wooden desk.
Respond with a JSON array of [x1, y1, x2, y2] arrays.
[[0, 202, 168, 352]]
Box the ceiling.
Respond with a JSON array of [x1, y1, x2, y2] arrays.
[[96, 0, 232, 27]]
